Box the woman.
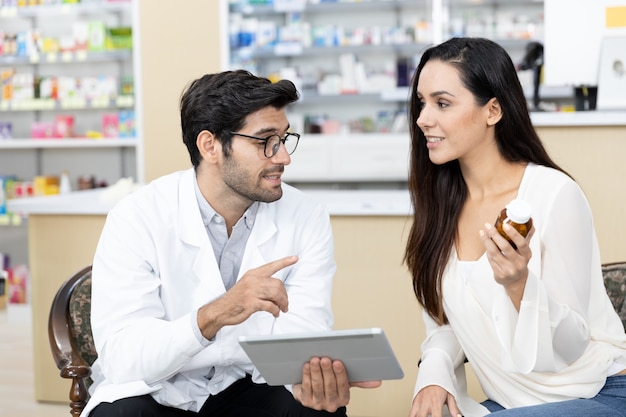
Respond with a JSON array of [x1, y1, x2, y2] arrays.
[[404, 37, 626, 417]]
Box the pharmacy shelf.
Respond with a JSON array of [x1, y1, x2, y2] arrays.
[[1, 96, 134, 111], [0, 50, 132, 66], [230, 0, 414, 15], [233, 42, 431, 59], [224, 0, 546, 185], [0, 0, 141, 189], [298, 88, 408, 104], [0, 138, 137, 149], [0, 1, 130, 18]]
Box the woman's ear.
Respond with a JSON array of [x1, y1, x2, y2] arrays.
[[486, 97, 503, 126], [196, 130, 221, 163]]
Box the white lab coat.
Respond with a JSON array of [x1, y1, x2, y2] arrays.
[[82, 168, 336, 416]]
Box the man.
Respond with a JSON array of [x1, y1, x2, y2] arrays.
[[84, 70, 379, 417]]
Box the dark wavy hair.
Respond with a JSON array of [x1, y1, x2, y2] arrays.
[[180, 70, 299, 167], [404, 37, 568, 325]]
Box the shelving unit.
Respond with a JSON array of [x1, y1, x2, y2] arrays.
[[228, 0, 430, 111], [224, 0, 557, 185], [0, 0, 142, 189]]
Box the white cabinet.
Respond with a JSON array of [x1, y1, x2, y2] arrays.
[[0, 0, 142, 189], [224, 0, 548, 185]]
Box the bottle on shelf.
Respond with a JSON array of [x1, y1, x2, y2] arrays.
[[59, 171, 72, 194]]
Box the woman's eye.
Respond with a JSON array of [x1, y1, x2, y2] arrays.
[[437, 101, 449, 109]]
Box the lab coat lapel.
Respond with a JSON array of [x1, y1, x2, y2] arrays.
[[239, 203, 278, 281], [191, 239, 225, 306], [177, 169, 225, 306], [237, 204, 279, 333]]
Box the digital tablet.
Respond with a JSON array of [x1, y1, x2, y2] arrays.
[[238, 327, 404, 386]]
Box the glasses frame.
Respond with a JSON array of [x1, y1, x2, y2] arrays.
[[229, 131, 301, 158]]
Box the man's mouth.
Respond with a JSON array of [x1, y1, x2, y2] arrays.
[[263, 167, 284, 180]]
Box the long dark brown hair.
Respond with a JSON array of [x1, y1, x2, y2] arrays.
[[404, 38, 568, 325]]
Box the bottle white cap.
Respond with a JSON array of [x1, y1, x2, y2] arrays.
[[506, 199, 532, 223]]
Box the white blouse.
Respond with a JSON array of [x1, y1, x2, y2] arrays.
[[414, 164, 626, 416]]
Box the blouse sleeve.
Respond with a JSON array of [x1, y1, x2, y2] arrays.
[[415, 310, 467, 396], [493, 178, 594, 373]]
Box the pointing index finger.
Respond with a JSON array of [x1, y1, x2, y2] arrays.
[[256, 256, 298, 276]]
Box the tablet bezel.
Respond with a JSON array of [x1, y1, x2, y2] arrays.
[[238, 327, 404, 386]]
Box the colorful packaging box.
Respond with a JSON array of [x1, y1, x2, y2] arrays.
[[31, 121, 55, 139], [118, 110, 135, 137], [102, 113, 119, 137], [8, 264, 28, 304], [0, 122, 11, 139], [1, 68, 14, 101], [54, 115, 74, 138], [88, 21, 106, 51], [0, 177, 6, 215]]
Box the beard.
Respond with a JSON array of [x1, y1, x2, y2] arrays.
[[221, 155, 284, 203]]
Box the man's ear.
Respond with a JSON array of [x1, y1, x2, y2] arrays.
[[486, 97, 503, 126], [197, 130, 221, 163]]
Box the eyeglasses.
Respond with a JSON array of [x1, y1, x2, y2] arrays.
[[229, 131, 300, 158]]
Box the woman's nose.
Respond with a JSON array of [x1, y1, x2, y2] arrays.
[[416, 106, 432, 130]]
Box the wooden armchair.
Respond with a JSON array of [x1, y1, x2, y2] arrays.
[[48, 265, 97, 417]]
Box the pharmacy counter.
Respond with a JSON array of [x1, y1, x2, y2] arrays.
[[8, 187, 412, 217], [8, 194, 113, 403]]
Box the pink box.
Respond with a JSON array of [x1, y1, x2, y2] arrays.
[[8, 264, 29, 304], [102, 113, 119, 138], [54, 115, 74, 138], [31, 121, 55, 139]]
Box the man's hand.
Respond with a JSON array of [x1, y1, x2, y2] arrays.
[[197, 256, 298, 339], [293, 357, 381, 413]]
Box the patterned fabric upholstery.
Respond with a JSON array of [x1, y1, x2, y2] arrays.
[[603, 262, 626, 331], [68, 276, 98, 367]]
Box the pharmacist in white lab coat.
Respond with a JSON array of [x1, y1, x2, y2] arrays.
[[84, 70, 380, 417]]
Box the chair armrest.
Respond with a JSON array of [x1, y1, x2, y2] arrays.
[[48, 269, 93, 417]]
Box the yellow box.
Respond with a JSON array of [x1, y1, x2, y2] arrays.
[[33, 175, 60, 196], [606, 6, 626, 28]]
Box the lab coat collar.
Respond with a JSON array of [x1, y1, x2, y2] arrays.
[[179, 168, 207, 248]]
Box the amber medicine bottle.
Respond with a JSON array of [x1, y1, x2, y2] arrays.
[[494, 199, 532, 249]]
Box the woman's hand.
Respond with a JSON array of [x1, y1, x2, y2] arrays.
[[292, 357, 381, 412], [480, 222, 535, 310], [409, 385, 462, 417]]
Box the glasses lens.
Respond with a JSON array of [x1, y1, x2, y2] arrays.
[[265, 134, 299, 157], [283, 133, 298, 155], [266, 135, 281, 157]]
